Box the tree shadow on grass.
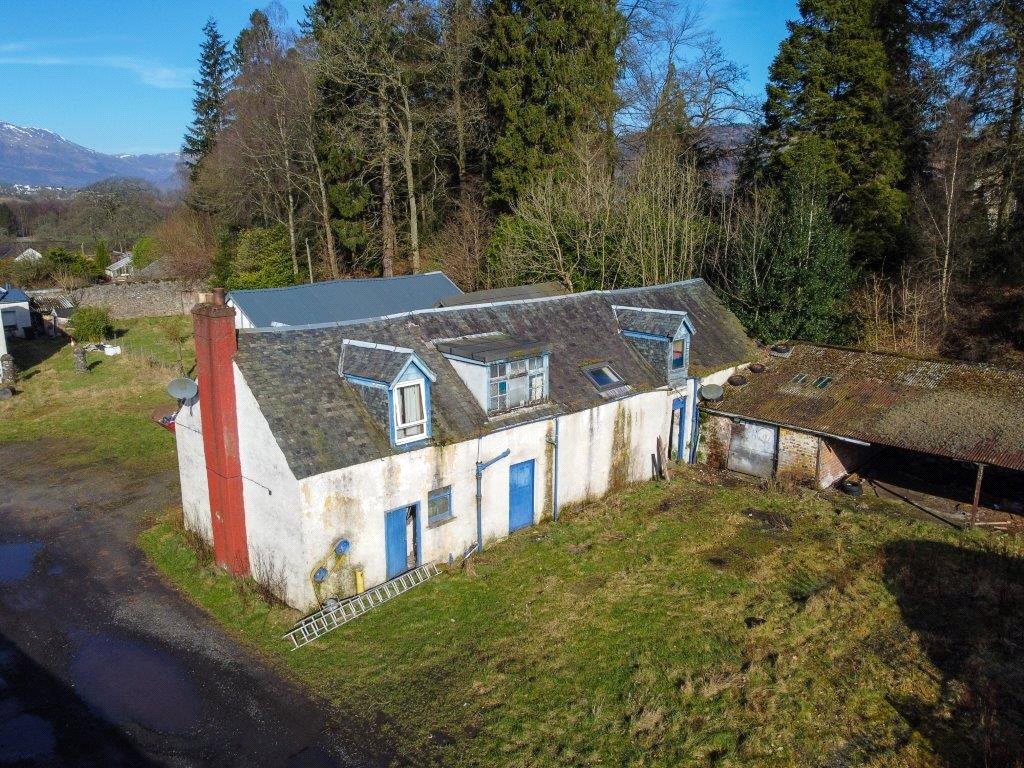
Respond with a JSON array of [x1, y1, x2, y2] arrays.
[[884, 539, 1024, 767], [6, 334, 67, 371]]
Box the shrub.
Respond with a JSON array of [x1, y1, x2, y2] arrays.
[[68, 306, 113, 342]]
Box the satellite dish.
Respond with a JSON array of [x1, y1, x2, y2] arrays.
[[698, 383, 724, 402], [166, 377, 198, 401]]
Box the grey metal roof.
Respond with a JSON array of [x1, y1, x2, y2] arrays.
[[0, 286, 30, 304], [228, 272, 461, 328], [437, 281, 567, 307], [234, 278, 756, 479], [435, 333, 552, 363]]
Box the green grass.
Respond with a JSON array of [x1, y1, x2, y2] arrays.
[[141, 470, 1024, 767], [0, 316, 193, 471]]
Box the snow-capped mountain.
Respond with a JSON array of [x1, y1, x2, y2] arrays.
[[0, 121, 181, 190]]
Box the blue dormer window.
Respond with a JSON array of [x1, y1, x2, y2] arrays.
[[339, 339, 436, 448], [671, 340, 686, 369], [613, 305, 694, 386], [394, 380, 427, 443]]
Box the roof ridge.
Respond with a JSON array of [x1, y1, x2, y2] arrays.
[[786, 340, 1024, 376], [229, 271, 454, 297], [242, 278, 711, 335]]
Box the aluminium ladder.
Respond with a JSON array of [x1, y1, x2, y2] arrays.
[[284, 562, 441, 650]]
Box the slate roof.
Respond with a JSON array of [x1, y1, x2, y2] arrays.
[[614, 306, 690, 339], [228, 272, 461, 328], [704, 344, 1024, 472], [435, 333, 552, 363], [437, 281, 567, 307], [339, 340, 427, 384], [234, 278, 757, 479]]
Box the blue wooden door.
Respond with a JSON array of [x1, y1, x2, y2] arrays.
[[385, 507, 408, 579], [673, 397, 687, 459], [508, 460, 535, 532]]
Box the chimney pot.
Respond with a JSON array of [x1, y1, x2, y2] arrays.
[[212, 287, 226, 306]]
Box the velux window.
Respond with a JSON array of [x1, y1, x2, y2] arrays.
[[584, 363, 623, 390], [393, 381, 427, 443], [489, 356, 546, 414]]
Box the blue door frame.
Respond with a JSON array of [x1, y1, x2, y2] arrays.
[[508, 459, 535, 532], [672, 396, 687, 459], [384, 503, 421, 579]]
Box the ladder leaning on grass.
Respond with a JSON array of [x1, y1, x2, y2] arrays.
[[284, 562, 440, 650]]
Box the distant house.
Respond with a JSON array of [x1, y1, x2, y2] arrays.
[[175, 278, 756, 610], [226, 272, 463, 329], [14, 248, 42, 263], [0, 285, 33, 351], [106, 252, 134, 280]]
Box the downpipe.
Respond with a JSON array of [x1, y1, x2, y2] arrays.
[[475, 447, 511, 552]]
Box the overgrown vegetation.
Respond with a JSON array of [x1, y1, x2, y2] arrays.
[[142, 468, 1024, 766], [0, 316, 191, 472]]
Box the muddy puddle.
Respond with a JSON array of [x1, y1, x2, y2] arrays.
[[0, 542, 42, 584], [70, 633, 202, 735]]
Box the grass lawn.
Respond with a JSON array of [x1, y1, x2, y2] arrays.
[[0, 316, 192, 472], [140, 468, 1024, 767]]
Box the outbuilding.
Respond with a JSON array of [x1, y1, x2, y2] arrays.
[[701, 343, 1024, 523]]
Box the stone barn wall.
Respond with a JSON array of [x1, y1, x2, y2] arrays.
[[73, 280, 203, 319]]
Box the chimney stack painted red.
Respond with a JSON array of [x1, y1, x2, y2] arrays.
[[192, 292, 249, 575]]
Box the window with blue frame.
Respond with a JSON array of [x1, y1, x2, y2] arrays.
[[427, 485, 453, 524], [671, 339, 686, 369], [488, 356, 546, 414], [393, 380, 427, 443]]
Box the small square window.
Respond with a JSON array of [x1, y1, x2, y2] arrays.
[[584, 363, 623, 390], [428, 486, 453, 525]]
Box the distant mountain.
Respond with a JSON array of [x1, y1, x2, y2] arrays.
[[0, 121, 181, 191]]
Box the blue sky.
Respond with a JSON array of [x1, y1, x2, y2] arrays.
[[0, 1, 795, 155]]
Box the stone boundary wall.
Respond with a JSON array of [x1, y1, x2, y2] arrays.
[[72, 280, 203, 319]]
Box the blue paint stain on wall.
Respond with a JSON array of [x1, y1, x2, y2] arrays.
[[0, 542, 42, 584]]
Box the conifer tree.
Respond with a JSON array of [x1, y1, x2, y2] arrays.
[[483, 0, 625, 210], [183, 19, 232, 180], [755, 0, 910, 268]]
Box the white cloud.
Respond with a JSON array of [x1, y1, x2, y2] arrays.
[[0, 53, 191, 89]]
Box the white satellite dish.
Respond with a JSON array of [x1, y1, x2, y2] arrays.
[[166, 377, 199, 401]]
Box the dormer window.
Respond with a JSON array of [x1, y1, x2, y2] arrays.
[[394, 381, 427, 443], [338, 339, 436, 448], [436, 333, 551, 416], [613, 305, 694, 385], [489, 356, 546, 413]]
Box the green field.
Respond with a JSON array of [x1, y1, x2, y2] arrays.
[[0, 316, 191, 471], [141, 469, 1024, 767]]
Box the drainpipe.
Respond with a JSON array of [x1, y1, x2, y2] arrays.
[[548, 418, 560, 521], [475, 447, 511, 551]]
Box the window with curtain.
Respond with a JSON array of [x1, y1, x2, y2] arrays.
[[394, 381, 427, 443]]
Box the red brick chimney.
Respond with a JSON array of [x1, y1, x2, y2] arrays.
[[192, 287, 249, 575]]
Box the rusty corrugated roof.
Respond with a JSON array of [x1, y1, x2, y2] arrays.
[[704, 344, 1024, 472]]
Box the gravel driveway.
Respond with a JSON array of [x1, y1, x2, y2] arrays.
[[0, 441, 385, 767]]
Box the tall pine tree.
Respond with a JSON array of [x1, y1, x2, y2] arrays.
[[483, 0, 624, 210], [755, 0, 911, 269], [183, 19, 231, 180]]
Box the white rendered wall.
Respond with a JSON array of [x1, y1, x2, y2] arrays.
[[174, 398, 213, 544], [447, 358, 489, 410], [294, 389, 676, 609], [232, 365, 307, 607], [0, 301, 31, 336]]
